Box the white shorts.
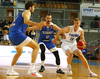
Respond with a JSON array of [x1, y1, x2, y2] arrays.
[[61, 42, 78, 53]]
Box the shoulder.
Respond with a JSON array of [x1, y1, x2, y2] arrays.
[[22, 10, 31, 16], [61, 26, 70, 33], [79, 27, 83, 32]]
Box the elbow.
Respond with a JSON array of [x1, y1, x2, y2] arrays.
[[24, 19, 28, 25], [24, 21, 28, 25]]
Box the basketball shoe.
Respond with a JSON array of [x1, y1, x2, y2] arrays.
[[28, 68, 42, 77], [56, 69, 65, 74], [7, 68, 19, 76], [66, 65, 73, 75], [39, 65, 45, 72], [89, 72, 97, 77]]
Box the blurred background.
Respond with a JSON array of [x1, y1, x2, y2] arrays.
[[0, 0, 100, 60]]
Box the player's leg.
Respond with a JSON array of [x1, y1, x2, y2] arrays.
[[65, 50, 73, 75], [61, 43, 73, 75], [26, 39, 42, 77], [7, 45, 23, 76], [39, 43, 46, 72], [51, 49, 65, 74], [75, 50, 97, 77], [48, 42, 65, 74]]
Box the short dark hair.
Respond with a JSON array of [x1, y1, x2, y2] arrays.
[[46, 13, 52, 17], [25, 1, 34, 10]]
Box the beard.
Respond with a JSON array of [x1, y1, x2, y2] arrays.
[[47, 21, 50, 24], [30, 9, 33, 14]]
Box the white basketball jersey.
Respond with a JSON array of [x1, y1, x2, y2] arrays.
[[62, 25, 82, 44]]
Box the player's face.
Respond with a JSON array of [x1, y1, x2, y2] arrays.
[[74, 21, 81, 30], [45, 15, 52, 24], [30, 5, 35, 14]]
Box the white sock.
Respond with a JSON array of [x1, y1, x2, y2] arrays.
[[57, 65, 60, 70], [31, 63, 35, 69], [41, 61, 44, 66], [9, 65, 14, 70], [88, 67, 92, 73], [67, 64, 71, 69]]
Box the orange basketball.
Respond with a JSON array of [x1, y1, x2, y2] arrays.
[[77, 40, 86, 50]]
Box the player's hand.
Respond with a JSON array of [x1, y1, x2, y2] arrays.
[[9, 23, 13, 28], [63, 35, 66, 39], [52, 39, 57, 44], [39, 21, 46, 26]]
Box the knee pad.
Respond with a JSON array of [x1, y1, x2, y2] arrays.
[[40, 44, 46, 61], [52, 51, 60, 65]]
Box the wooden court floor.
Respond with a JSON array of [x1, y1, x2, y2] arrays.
[[0, 62, 99, 79]]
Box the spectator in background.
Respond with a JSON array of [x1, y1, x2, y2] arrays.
[[29, 30, 36, 40], [95, 15, 99, 28], [10, 0, 14, 6], [1, 0, 6, 6], [4, 19, 8, 25], [5, 0, 10, 6], [3, 32, 10, 45], [0, 28, 3, 41], [8, 19, 12, 25]]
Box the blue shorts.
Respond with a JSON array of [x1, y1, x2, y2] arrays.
[[9, 31, 27, 45], [38, 40, 56, 49]]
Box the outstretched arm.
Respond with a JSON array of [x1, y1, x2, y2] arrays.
[[26, 21, 45, 31], [52, 26, 70, 44]]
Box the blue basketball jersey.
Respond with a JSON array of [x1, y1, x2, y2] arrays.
[[38, 22, 56, 49], [38, 22, 54, 42], [9, 10, 29, 45], [10, 10, 28, 33]]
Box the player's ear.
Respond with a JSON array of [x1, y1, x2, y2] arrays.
[[29, 6, 31, 10]]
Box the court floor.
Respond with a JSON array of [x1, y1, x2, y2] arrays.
[[0, 58, 100, 79]]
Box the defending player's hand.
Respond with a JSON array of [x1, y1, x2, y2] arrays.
[[52, 39, 57, 44], [38, 21, 46, 27], [63, 35, 66, 39]]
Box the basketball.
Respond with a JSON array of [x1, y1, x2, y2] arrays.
[[77, 40, 86, 50]]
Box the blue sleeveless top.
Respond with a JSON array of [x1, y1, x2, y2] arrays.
[[38, 22, 54, 42], [10, 10, 28, 33]]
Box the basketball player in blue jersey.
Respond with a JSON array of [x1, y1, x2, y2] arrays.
[[29, 13, 65, 74], [7, 2, 44, 77], [52, 18, 97, 77]]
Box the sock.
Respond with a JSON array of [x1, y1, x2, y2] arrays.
[[41, 61, 44, 66], [88, 67, 92, 73], [31, 63, 35, 69], [67, 64, 71, 69], [57, 65, 60, 70], [9, 65, 14, 70]]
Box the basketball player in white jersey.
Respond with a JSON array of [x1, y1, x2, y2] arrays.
[[52, 18, 97, 77]]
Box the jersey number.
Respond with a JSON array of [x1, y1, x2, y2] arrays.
[[70, 37, 74, 41], [46, 35, 49, 39]]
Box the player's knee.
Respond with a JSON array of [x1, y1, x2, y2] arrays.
[[40, 44, 45, 51], [16, 46, 23, 55], [52, 51, 60, 65], [36, 44, 40, 50], [78, 54, 84, 59], [68, 53, 73, 59]]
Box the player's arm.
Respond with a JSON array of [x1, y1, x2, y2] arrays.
[[26, 21, 45, 31], [53, 24, 61, 31], [52, 26, 70, 44], [22, 10, 38, 26], [53, 24, 66, 39], [9, 20, 15, 28], [80, 29, 85, 41]]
